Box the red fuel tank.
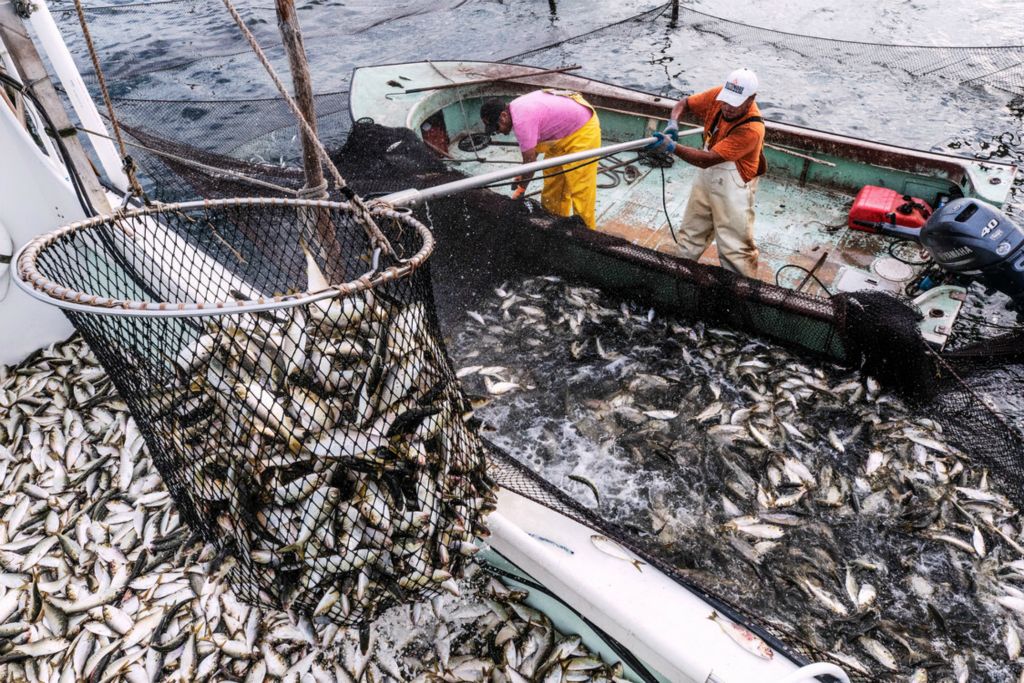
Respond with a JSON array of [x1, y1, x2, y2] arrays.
[[420, 111, 450, 155], [848, 186, 933, 232]]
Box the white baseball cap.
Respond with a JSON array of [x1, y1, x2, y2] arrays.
[[716, 68, 758, 107]]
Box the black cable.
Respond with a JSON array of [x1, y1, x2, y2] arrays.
[[600, 152, 643, 172], [1, 72, 96, 218], [888, 238, 931, 265], [597, 168, 621, 189], [775, 264, 833, 297], [0, 71, 184, 317], [480, 151, 619, 192], [903, 263, 946, 297], [658, 164, 682, 246], [637, 149, 675, 168]]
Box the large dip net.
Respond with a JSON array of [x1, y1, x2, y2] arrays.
[[16, 198, 497, 625]]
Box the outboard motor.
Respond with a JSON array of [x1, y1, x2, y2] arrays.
[[920, 198, 1024, 303]]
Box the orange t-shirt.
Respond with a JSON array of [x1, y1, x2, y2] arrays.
[[687, 86, 765, 183]]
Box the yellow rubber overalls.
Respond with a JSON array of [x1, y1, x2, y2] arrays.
[[533, 91, 601, 229]]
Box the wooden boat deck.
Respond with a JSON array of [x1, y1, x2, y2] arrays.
[[450, 133, 891, 296]]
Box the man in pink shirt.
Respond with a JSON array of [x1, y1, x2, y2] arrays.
[[480, 90, 601, 228]]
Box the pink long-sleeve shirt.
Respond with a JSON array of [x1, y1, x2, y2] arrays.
[[509, 91, 592, 152]]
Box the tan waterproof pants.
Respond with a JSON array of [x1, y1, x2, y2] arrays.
[[675, 161, 759, 277]]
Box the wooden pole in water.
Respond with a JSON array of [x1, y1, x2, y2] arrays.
[[670, 0, 679, 28], [275, 0, 345, 281], [275, 0, 326, 200]]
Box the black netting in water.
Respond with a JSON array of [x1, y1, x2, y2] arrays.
[[482, 442, 818, 670], [24, 200, 496, 625], [60, 119, 1024, 675]]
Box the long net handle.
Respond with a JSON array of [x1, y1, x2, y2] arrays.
[[219, 0, 394, 256]]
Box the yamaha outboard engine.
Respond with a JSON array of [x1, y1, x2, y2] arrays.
[[920, 198, 1024, 303]]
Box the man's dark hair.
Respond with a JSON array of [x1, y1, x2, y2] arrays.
[[480, 98, 507, 134]]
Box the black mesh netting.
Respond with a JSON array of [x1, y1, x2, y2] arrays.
[[35, 118, 1024, 677], [23, 1, 1024, 676], [24, 199, 497, 626], [57, 1, 1024, 100]]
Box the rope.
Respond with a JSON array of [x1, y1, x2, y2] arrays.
[[296, 180, 329, 199], [218, 0, 394, 256], [681, 5, 1024, 50], [503, 2, 673, 63], [73, 124, 301, 197], [71, 0, 147, 201], [63, 0, 193, 10], [17, 199, 434, 315]]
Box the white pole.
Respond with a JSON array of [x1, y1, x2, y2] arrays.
[[380, 136, 658, 207], [28, 0, 129, 191]]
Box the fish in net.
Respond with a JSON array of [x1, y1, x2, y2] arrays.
[[16, 198, 497, 626]]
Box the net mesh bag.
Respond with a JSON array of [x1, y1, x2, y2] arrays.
[[16, 198, 497, 625]]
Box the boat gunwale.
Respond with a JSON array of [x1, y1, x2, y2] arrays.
[[351, 60, 1018, 197], [550, 219, 838, 325], [349, 60, 1013, 359]]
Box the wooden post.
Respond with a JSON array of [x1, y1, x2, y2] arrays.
[[275, 0, 326, 200], [0, 0, 111, 214], [548, 0, 557, 17], [670, 0, 679, 28], [275, 0, 344, 281]]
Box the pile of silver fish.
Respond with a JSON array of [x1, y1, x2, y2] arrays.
[[451, 274, 1024, 683], [141, 248, 495, 624], [0, 337, 622, 682]]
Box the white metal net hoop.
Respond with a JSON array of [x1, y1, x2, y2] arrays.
[[14, 197, 434, 317]]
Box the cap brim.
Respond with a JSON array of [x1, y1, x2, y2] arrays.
[[715, 89, 749, 107]]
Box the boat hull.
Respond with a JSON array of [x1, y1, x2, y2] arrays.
[[349, 61, 1017, 359], [0, 72, 78, 367], [483, 487, 808, 682]]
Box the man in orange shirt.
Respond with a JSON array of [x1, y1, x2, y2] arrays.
[[649, 68, 766, 278]]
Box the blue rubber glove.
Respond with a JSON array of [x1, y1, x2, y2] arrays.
[[646, 131, 676, 154], [664, 119, 679, 141]]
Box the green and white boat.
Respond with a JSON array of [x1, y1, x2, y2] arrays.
[[350, 60, 1019, 359]]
